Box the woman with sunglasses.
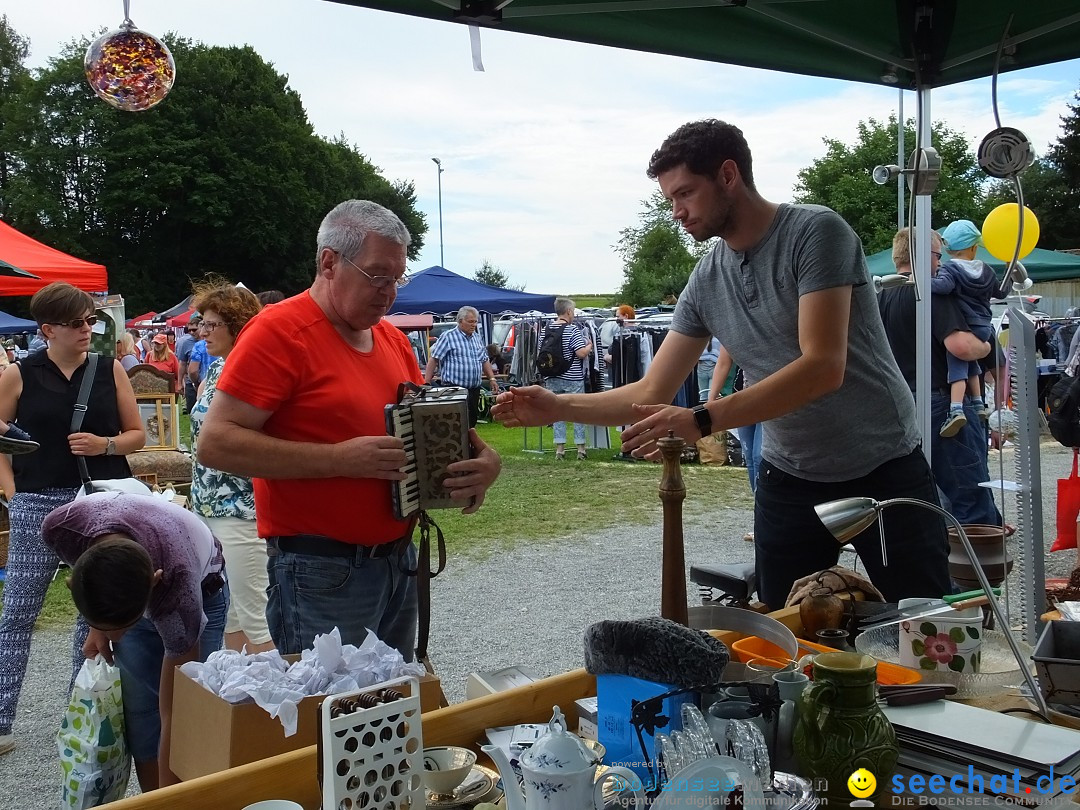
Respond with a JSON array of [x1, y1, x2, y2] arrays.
[[146, 333, 179, 391], [0, 282, 144, 757]]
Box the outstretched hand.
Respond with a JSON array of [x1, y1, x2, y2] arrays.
[[619, 403, 699, 461], [489, 385, 560, 428]]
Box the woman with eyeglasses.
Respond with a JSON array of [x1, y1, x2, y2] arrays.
[[0, 282, 145, 758], [188, 281, 273, 654]]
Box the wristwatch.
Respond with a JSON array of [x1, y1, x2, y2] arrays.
[[105, 437, 116, 456], [691, 403, 713, 437]]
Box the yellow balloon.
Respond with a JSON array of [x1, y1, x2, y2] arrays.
[[982, 203, 1040, 261]]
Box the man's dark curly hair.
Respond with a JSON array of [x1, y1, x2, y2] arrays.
[[646, 119, 756, 190]]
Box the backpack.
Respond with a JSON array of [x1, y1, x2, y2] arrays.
[[535, 323, 571, 378], [1048, 373, 1080, 447]]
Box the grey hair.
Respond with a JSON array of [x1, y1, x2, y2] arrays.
[[554, 297, 575, 317], [456, 306, 479, 322], [315, 200, 411, 269]]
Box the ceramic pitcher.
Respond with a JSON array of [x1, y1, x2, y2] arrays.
[[792, 652, 897, 806]]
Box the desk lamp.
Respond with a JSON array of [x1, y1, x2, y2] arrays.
[[814, 496, 1049, 718]]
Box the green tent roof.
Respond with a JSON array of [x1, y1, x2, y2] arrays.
[[328, 1, 1080, 89], [865, 246, 1080, 282]]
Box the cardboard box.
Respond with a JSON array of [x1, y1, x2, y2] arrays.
[[465, 665, 541, 701], [596, 674, 695, 790], [575, 696, 598, 741], [171, 664, 442, 780]]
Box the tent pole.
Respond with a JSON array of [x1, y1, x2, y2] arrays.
[[914, 87, 933, 465]]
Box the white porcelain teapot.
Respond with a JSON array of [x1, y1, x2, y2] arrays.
[[482, 706, 644, 810]]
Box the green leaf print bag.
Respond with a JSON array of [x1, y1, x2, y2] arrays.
[[57, 655, 131, 808]]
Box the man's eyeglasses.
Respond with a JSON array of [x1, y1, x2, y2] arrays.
[[337, 252, 410, 289], [931, 251, 942, 260], [47, 316, 97, 329], [199, 320, 227, 332]]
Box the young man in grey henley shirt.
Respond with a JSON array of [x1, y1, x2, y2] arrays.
[[493, 119, 951, 610]]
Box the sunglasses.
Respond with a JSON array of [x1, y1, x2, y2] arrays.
[[47, 316, 98, 329]]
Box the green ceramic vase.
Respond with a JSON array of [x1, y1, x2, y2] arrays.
[[793, 652, 898, 805]]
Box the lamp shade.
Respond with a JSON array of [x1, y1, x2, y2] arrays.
[[814, 497, 880, 542]]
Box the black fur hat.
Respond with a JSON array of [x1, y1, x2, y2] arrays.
[[584, 616, 730, 689]]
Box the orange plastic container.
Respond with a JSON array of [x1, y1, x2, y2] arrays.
[[730, 635, 922, 685]]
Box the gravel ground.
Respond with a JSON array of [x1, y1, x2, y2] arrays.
[[2, 440, 1074, 809]]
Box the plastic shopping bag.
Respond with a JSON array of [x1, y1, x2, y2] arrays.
[[57, 656, 131, 809], [1051, 449, 1080, 552]]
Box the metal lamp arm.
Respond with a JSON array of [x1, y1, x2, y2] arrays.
[[877, 497, 1049, 719]]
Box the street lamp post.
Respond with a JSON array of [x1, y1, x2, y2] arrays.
[[431, 157, 444, 267]]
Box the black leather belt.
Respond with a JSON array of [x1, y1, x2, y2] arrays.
[[268, 533, 412, 560]]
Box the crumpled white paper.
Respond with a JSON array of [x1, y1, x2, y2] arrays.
[[178, 627, 426, 735]]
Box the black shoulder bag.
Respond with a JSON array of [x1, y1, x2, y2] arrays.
[[70, 353, 100, 495]]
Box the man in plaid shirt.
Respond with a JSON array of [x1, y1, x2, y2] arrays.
[[424, 306, 500, 426]]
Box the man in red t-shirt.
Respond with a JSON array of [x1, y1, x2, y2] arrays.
[[198, 200, 501, 658]]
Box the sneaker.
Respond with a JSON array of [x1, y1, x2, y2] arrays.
[[0, 734, 14, 756], [939, 411, 967, 438], [576, 450, 587, 461], [0, 424, 38, 455], [977, 404, 991, 423], [555, 451, 566, 461]]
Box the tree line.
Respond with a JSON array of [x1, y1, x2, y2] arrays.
[[0, 16, 427, 313], [616, 104, 1080, 307]]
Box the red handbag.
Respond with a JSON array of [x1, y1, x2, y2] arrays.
[[1051, 448, 1080, 552]]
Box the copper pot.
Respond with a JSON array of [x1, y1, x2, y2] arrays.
[[947, 524, 1014, 590]]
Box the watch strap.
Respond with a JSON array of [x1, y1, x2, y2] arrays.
[[692, 403, 712, 437]]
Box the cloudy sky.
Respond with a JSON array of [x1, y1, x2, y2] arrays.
[[6, 0, 1080, 295]]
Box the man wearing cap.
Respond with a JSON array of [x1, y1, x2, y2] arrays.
[[932, 219, 1006, 438], [196, 200, 501, 660], [424, 306, 500, 427]]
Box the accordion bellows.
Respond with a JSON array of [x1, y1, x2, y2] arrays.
[[385, 385, 470, 519]]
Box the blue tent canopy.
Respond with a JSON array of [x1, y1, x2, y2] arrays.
[[390, 266, 556, 316], [0, 310, 37, 335], [866, 246, 1080, 282]]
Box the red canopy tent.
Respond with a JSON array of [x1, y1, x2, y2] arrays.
[[166, 309, 196, 327], [126, 311, 157, 327], [0, 221, 107, 295]]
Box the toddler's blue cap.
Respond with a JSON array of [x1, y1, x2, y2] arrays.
[[941, 220, 982, 251]]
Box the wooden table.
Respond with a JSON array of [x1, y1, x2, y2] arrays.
[[108, 604, 1065, 809]]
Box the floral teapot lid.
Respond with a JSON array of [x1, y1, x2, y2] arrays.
[[518, 706, 596, 774]]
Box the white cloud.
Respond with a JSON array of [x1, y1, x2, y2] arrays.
[[6, 0, 1080, 295]]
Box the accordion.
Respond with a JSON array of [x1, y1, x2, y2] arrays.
[[384, 383, 470, 520]]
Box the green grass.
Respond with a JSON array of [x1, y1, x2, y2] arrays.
[[2, 419, 753, 628], [568, 294, 619, 308]]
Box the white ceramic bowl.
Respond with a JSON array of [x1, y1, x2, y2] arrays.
[[423, 746, 477, 795]]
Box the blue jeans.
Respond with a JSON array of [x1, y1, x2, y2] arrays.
[[266, 542, 418, 660], [930, 392, 1001, 526], [696, 361, 716, 397], [736, 423, 762, 493], [753, 447, 952, 610], [946, 324, 992, 385], [113, 582, 229, 763], [545, 377, 586, 445]]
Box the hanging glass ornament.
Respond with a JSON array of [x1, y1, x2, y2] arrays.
[[84, 3, 174, 112]]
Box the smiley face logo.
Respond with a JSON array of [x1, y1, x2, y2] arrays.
[[847, 768, 876, 798]]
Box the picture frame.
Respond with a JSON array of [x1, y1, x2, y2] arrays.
[[135, 394, 179, 451]]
